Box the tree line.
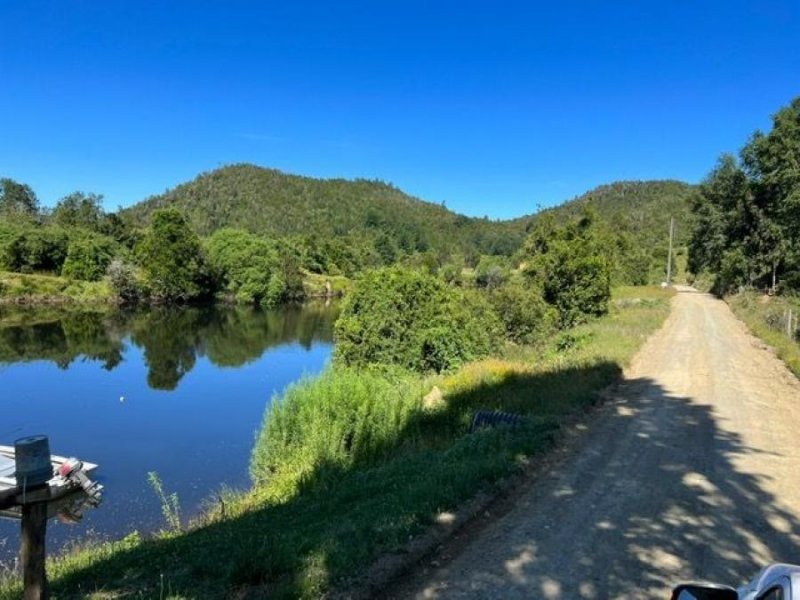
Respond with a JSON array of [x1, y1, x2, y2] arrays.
[[0, 184, 341, 304], [689, 96, 800, 294], [1, 165, 689, 309]]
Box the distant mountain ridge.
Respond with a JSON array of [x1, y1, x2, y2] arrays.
[[124, 164, 695, 256]]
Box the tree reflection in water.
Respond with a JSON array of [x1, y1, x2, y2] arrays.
[[0, 302, 339, 390]]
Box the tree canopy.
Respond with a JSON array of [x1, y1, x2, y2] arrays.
[[522, 211, 612, 327], [135, 208, 208, 302], [0, 178, 39, 218], [689, 97, 800, 294]]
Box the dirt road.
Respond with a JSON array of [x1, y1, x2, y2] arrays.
[[402, 288, 800, 598]]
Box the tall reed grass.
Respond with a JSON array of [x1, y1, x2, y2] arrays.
[[251, 368, 424, 499]]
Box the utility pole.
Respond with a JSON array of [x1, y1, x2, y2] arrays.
[[666, 217, 675, 285]]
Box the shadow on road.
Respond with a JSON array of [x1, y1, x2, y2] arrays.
[[414, 376, 800, 598]]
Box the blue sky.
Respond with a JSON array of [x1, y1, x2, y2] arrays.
[[1, 1, 798, 219]]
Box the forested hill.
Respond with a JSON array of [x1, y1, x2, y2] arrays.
[[126, 166, 694, 259], [527, 180, 695, 247], [123, 164, 528, 257]]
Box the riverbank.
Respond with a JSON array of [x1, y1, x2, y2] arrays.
[[0, 271, 116, 305], [0, 286, 674, 599], [0, 269, 352, 307], [727, 291, 800, 378]]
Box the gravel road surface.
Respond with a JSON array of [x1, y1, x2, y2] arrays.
[[402, 287, 800, 599]]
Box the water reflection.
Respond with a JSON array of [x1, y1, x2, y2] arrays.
[[0, 301, 338, 563], [0, 303, 338, 390]]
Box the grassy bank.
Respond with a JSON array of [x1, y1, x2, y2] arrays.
[[0, 270, 352, 306], [0, 286, 674, 599], [727, 291, 800, 377], [300, 271, 353, 298], [0, 271, 115, 304]]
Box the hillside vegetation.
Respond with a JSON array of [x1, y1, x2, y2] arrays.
[[123, 164, 528, 259], [537, 180, 693, 245], [1, 169, 693, 306], [123, 165, 694, 285], [532, 180, 694, 283]]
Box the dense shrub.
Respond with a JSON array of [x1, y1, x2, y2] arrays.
[[62, 235, 117, 281], [106, 259, 144, 302], [523, 213, 611, 327], [334, 267, 503, 373], [474, 256, 509, 289], [540, 243, 610, 327], [0, 226, 69, 273], [206, 229, 295, 305], [714, 247, 750, 295], [488, 280, 558, 344]]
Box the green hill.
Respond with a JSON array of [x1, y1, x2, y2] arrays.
[[122, 166, 694, 285], [1, 167, 696, 302], [533, 180, 696, 283], [123, 164, 527, 258], [534, 180, 695, 247], [126, 166, 693, 254]]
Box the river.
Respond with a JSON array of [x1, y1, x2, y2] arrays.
[[0, 301, 338, 565]]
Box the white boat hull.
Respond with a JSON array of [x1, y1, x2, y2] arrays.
[[0, 445, 99, 502]]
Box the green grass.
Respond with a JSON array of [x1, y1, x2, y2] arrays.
[[727, 291, 800, 378], [0, 286, 674, 599], [0, 269, 348, 306], [301, 271, 352, 298], [0, 271, 114, 304]]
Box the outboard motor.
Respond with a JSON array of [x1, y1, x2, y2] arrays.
[[58, 458, 103, 504]]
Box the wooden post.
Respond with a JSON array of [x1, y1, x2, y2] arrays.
[[15, 436, 53, 600], [21, 499, 49, 600]]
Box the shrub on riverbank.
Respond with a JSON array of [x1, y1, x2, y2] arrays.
[[334, 267, 502, 373], [206, 228, 298, 305], [61, 234, 118, 282], [135, 208, 210, 302]]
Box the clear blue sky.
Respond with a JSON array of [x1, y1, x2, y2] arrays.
[[1, 1, 798, 219]]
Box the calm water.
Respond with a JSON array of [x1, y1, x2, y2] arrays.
[[0, 302, 338, 564]]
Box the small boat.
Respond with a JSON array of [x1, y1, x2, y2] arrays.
[[0, 445, 102, 518]]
